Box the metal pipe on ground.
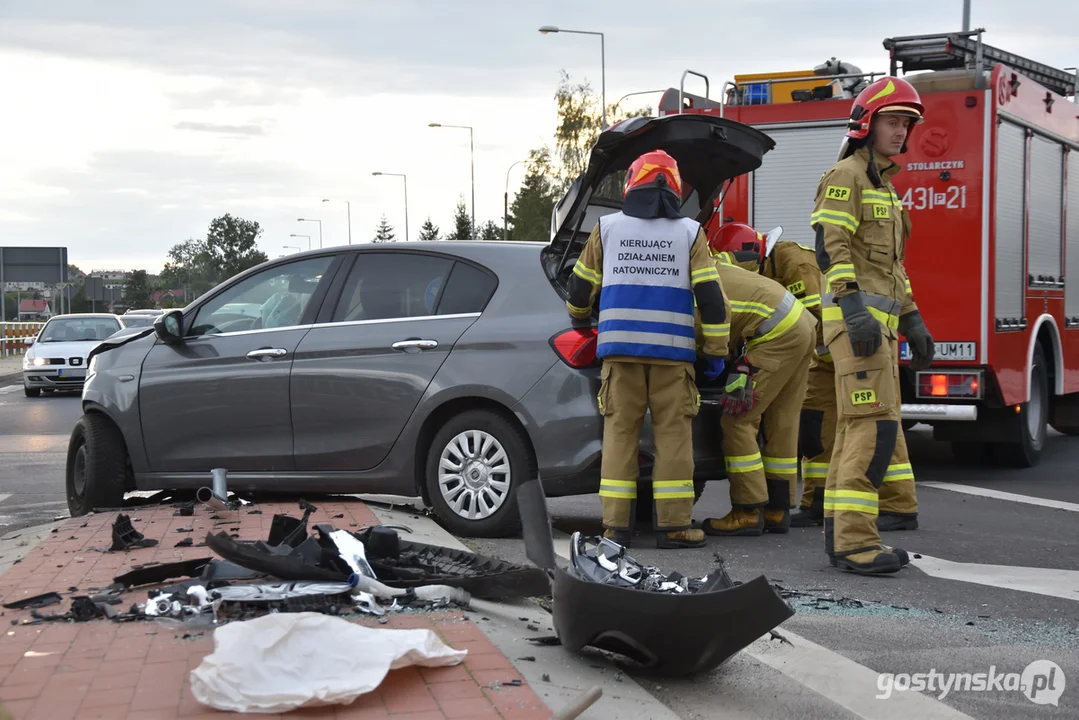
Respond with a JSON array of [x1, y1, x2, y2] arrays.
[[197, 468, 230, 510]]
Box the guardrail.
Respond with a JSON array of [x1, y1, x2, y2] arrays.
[[0, 322, 45, 358]]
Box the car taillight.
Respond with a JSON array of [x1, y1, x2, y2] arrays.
[[916, 371, 982, 399], [550, 328, 598, 368]]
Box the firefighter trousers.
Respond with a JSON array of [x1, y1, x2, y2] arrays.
[[597, 359, 700, 532], [723, 312, 816, 510], [801, 357, 918, 520], [822, 328, 917, 559]]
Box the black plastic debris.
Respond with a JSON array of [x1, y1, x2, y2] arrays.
[[30, 596, 107, 622], [175, 538, 194, 548], [175, 501, 195, 517], [114, 558, 213, 588], [516, 479, 794, 677], [3, 592, 62, 610], [110, 514, 159, 551]]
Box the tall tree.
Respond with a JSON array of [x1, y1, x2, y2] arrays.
[[507, 147, 558, 242], [450, 197, 472, 240], [373, 215, 396, 243], [124, 270, 154, 309], [479, 220, 500, 242], [160, 238, 216, 300], [418, 217, 440, 242], [204, 214, 269, 280]]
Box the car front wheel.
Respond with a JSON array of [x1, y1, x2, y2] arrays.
[[24, 386, 40, 398], [66, 413, 128, 515], [425, 410, 531, 538]]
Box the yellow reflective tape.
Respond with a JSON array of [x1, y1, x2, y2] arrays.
[[811, 210, 859, 233], [851, 389, 878, 405], [825, 185, 852, 201], [601, 479, 637, 487], [868, 79, 896, 104], [714, 251, 735, 265], [725, 453, 764, 472], [801, 293, 821, 308], [822, 306, 843, 322], [826, 263, 857, 282], [825, 501, 880, 515], [787, 280, 806, 295], [867, 306, 900, 330], [828, 489, 879, 501], [572, 262, 601, 285], [599, 478, 637, 499], [566, 301, 590, 315], [802, 462, 830, 479], [692, 266, 721, 285], [762, 457, 799, 475], [599, 488, 637, 498], [702, 322, 730, 337], [748, 299, 804, 348], [730, 300, 772, 317]]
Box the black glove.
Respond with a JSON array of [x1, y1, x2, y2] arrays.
[[569, 315, 593, 330], [838, 293, 881, 358], [899, 311, 934, 370]]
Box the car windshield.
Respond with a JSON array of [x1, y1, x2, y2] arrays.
[[38, 317, 121, 342], [121, 315, 156, 327]]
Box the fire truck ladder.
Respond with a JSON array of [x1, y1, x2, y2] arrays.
[[883, 29, 1078, 99]]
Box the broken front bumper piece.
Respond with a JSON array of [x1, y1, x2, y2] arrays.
[[516, 480, 795, 677]]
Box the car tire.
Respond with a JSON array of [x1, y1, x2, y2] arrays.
[[425, 410, 530, 538], [635, 481, 708, 526], [66, 413, 127, 516], [23, 386, 40, 398], [994, 344, 1048, 468]]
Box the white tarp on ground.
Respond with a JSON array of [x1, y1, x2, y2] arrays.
[[189, 612, 467, 713]]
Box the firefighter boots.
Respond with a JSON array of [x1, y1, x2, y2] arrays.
[[763, 509, 791, 534], [703, 508, 765, 536], [878, 512, 919, 531], [835, 549, 902, 575], [791, 487, 825, 527], [657, 529, 707, 549]]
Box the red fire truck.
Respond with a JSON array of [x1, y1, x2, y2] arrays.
[[656, 29, 1079, 467]]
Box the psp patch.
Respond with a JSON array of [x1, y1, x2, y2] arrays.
[[825, 186, 851, 201], [873, 205, 890, 219], [786, 280, 806, 295], [850, 389, 877, 405]]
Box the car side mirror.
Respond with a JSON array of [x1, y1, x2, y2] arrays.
[[154, 310, 184, 345], [25, 336, 34, 347]]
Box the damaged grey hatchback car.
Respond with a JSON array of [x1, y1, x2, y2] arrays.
[[66, 112, 775, 538]]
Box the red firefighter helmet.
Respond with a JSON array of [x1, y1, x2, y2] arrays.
[[624, 150, 682, 198], [709, 222, 766, 259], [839, 76, 924, 160]]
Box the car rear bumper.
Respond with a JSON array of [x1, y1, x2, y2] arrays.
[[23, 369, 87, 392]]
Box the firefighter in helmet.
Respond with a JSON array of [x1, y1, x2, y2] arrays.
[[812, 76, 935, 575], [566, 149, 732, 549], [695, 229, 818, 536]]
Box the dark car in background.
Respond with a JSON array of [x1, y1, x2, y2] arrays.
[[67, 113, 775, 537]]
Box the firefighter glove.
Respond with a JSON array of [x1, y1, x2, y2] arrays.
[[837, 293, 881, 358], [719, 357, 756, 418], [701, 356, 726, 382], [899, 311, 935, 370]]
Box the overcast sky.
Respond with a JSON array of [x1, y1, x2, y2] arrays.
[[0, 0, 1073, 275]]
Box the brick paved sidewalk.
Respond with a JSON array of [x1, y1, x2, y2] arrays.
[[0, 499, 551, 719]]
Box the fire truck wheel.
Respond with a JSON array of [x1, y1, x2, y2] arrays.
[[994, 344, 1048, 468]]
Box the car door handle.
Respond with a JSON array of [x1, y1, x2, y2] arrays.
[[391, 339, 438, 351], [246, 348, 288, 360]]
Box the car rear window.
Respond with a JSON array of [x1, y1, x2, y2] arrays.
[[435, 262, 497, 315], [333, 253, 454, 322]]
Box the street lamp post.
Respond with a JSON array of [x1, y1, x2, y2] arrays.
[[372, 172, 409, 242], [321, 198, 352, 245], [429, 123, 475, 240], [283, 245, 301, 254], [289, 234, 311, 251], [612, 89, 665, 115], [297, 218, 322, 248], [539, 25, 607, 129], [504, 158, 532, 242]]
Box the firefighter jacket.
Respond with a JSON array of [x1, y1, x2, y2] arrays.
[[715, 242, 824, 321], [567, 213, 731, 363], [811, 147, 917, 335], [697, 262, 810, 373]]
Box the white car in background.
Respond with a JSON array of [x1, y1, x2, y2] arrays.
[[22, 313, 124, 397]]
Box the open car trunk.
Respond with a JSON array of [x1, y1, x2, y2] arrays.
[[540, 113, 776, 292]]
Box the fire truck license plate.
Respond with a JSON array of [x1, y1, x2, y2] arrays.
[[900, 342, 976, 362]]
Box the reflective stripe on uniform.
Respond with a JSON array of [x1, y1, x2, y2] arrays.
[[824, 488, 879, 515], [825, 263, 857, 283], [701, 322, 730, 338], [748, 292, 804, 348], [714, 251, 735, 265], [883, 463, 914, 482], [811, 209, 859, 233], [821, 292, 902, 330], [652, 479, 696, 499], [566, 301, 590, 315], [725, 453, 764, 473], [802, 461, 830, 480], [762, 456, 799, 476], [801, 293, 822, 309], [599, 330, 696, 350], [691, 266, 721, 285], [601, 308, 694, 327], [573, 261, 601, 285], [730, 300, 772, 318], [815, 344, 833, 362], [862, 189, 902, 207], [599, 479, 637, 498], [905, 277, 913, 296]]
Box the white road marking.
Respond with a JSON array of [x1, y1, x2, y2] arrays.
[[919, 481, 1079, 513], [549, 530, 972, 719], [0, 494, 12, 504], [911, 553, 1079, 602], [0, 386, 21, 395]]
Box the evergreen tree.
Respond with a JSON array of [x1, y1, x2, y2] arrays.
[[418, 217, 440, 242], [373, 215, 396, 243]]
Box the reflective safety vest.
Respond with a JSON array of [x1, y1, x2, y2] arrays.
[[597, 212, 698, 362]]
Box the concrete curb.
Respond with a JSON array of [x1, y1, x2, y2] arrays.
[[366, 502, 682, 720], [0, 520, 66, 574], [0, 370, 21, 388]]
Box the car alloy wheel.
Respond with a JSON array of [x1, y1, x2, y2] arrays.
[[437, 430, 511, 521]]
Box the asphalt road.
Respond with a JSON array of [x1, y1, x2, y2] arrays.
[[1, 382, 1077, 718]]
